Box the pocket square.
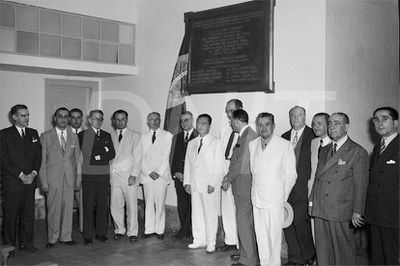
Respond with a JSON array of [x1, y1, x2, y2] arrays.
[[386, 160, 396, 164], [71, 145, 76, 148], [338, 158, 346, 165], [32, 138, 38, 143]]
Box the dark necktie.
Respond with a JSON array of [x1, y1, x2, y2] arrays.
[[97, 130, 100, 138], [331, 143, 337, 157], [118, 130, 123, 142], [318, 139, 323, 158], [21, 128, 26, 141], [61, 131, 66, 154], [152, 131, 156, 144], [225, 131, 235, 160], [198, 138, 203, 153]]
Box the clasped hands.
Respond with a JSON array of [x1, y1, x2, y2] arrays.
[[19, 172, 35, 185], [221, 175, 231, 191]]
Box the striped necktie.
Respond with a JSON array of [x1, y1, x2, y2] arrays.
[[379, 138, 386, 154]]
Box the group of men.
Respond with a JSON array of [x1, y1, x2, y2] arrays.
[[1, 102, 398, 266]]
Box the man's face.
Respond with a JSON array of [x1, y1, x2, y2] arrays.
[[256, 116, 275, 140], [89, 112, 104, 130], [114, 113, 128, 130], [328, 114, 348, 141], [373, 110, 398, 138], [312, 115, 328, 138], [13, 108, 29, 127], [289, 107, 306, 130], [196, 117, 211, 137], [70, 111, 83, 129], [225, 101, 238, 120], [147, 114, 161, 131], [230, 118, 240, 133], [180, 114, 193, 131], [54, 110, 69, 130]]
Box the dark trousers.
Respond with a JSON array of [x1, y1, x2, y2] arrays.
[[175, 179, 191, 237], [3, 189, 35, 248], [370, 224, 400, 265], [283, 202, 315, 264], [82, 181, 109, 238]]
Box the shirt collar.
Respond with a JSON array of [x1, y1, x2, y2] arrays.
[[320, 135, 331, 147], [117, 128, 127, 135], [239, 125, 250, 137], [185, 128, 194, 138], [15, 125, 25, 134], [383, 132, 398, 147], [333, 135, 348, 150], [291, 126, 306, 140]]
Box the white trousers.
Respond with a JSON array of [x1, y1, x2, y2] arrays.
[[192, 190, 219, 247], [253, 206, 283, 266], [142, 180, 167, 234], [110, 185, 139, 237], [220, 187, 238, 246]]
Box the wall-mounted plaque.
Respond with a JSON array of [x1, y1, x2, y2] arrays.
[[186, 0, 274, 94]]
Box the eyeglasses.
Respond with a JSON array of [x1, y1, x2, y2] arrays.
[[373, 116, 392, 124], [92, 117, 104, 121], [56, 115, 70, 119]]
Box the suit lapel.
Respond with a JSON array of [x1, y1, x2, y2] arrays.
[[321, 138, 351, 173], [371, 135, 399, 174], [51, 129, 64, 159]]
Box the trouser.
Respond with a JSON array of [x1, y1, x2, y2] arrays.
[[142, 180, 167, 234], [370, 224, 400, 265], [221, 185, 238, 246], [174, 179, 191, 236]]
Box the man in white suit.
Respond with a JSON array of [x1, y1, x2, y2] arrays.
[[184, 114, 225, 254], [140, 112, 172, 240], [110, 110, 142, 243], [249, 112, 297, 265]]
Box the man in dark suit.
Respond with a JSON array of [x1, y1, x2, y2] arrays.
[[365, 107, 399, 265], [78, 110, 115, 245], [1, 104, 41, 256], [222, 109, 258, 266], [309, 112, 369, 265], [170, 111, 198, 240], [281, 106, 315, 265]]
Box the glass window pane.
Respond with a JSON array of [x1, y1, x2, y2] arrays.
[[101, 21, 118, 42], [17, 31, 39, 55], [83, 41, 99, 61], [62, 14, 81, 37], [40, 34, 61, 57], [119, 44, 134, 65], [41, 10, 61, 34], [119, 24, 134, 45], [62, 37, 81, 59], [82, 18, 100, 40], [0, 28, 15, 52], [100, 43, 118, 63], [16, 6, 39, 31], [1, 2, 15, 27]]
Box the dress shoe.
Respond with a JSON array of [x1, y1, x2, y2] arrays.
[[172, 233, 184, 240], [156, 234, 164, 240], [8, 250, 15, 258], [305, 255, 316, 265], [45, 242, 55, 248], [59, 240, 77, 246], [216, 244, 238, 252], [188, 243, 207, 249], [206, 245, 215, 254], [84, 238, 93, 245], [230, 254, 240, 261], [141, 233, 155, 239], [95, 235, 109, 242], [114, 233, 124, 240], [129, 236, 137, 243]]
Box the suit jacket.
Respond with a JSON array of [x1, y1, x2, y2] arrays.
[[78, 128, 115, 180], [365, 134, 399, 228], [1, 126, 42, 191], [39, 128, 80, 189], [249, 135, 297, 208], [225, 126, 258, 196], [140, 128, 173, 184], [184, 134, 224, 193], [110, 128, 142, 187], [282, 126, 315, 203], [310, 137, 369, 222]]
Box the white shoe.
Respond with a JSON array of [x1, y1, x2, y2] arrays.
[[188, 243, 206, 249], [206, 245, 215, 253]]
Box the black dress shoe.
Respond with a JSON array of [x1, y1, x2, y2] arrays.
[[230, 253, 240, 261], [46, 242, 55, 248], [305, 255, 316, 265], [156, 234, 164, 240], [84, 238, 92, 245], [141, 233, 155, 239], [95, 235, 109, 242], [59, 240, 77, 246], [129, 236, 138, 243], [172, 233, 184, 240], [217, 244, 238, 252], [114, 233, 124, 240]]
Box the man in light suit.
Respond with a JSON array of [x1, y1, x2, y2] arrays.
[[170, 111, 198, 240], [222, 109, 258, 266], [365, 107, 399, 265], [184, 114, 224, 254], [1, 104, 41, 256], [217, 99, 241, 252], [79, 110, 115, 245], [140, 112, 172, 240], [40, 107, 80, 248], [249, 112, 297, 265], [282, 106, 315, 265], [110, 110, 142, 243], [309, 112, 369, 265]]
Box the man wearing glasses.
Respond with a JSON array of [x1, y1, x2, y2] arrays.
[[78, 110, 115, 245]]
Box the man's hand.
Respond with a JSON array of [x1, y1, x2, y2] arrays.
[[351, 212, 364, 228], [308, 205, 312, 216], [24, 172, 35, 185], [75, 181, 81, 191], [222, 180, 230, 191], [185, 184, 191, 194], [149, 171, 160, 180], [19, 173, 27, 183], [41, 187, 49, 194], [174, 172, 184, 182], [207, 185, 215, 194], [128, 175, 137, 186]]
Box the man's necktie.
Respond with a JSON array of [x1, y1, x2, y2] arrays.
[[331, 143, 337, 157], [21, 128, 26, 141], [379, 138, 386, 154], [118, 130, 123, 142], [292, 132, 298, 148], [198, 138, 203, 153], [225, 131, 235, 159], [97, 130, 100, 138], [318, 139, 323, 158], [152, 131, 156, 144], [61, 131, 66, 154]]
